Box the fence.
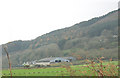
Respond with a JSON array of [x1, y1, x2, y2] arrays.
[[2, 70, 79, 76]]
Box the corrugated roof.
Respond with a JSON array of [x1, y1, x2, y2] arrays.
[[38, 57, 75, 62], [39, 57, 56, 62]]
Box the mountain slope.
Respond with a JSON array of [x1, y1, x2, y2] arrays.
[[2, 9, 119, 68]]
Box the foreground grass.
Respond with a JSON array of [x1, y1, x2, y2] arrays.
[[2, 61, 118, 76]]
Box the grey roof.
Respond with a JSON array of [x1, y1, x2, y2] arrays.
[[39, 57, 56, 62], [38, 57, 75, 62]]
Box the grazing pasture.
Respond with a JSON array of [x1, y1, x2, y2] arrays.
[[2, 61, 118, 76]]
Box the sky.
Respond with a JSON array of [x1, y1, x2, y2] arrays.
[[0, 0, 119, 45]]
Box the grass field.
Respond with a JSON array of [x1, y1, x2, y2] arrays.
[[2, 61, 118, 76]]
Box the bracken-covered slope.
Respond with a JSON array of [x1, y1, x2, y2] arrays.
[[2, 9, 119, 68]]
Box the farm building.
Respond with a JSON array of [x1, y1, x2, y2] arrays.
[[23, 57, 76, 67], [22, 61, 36, 68], [35, 57, 76, 66]]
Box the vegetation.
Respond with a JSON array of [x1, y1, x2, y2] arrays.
[[2, 61, 118, 76], [2, 9, 118, 68]]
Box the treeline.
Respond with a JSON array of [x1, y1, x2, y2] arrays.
[[2, 9, 118, 68]]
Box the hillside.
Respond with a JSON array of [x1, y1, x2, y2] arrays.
[[2, 9, 119, 68]]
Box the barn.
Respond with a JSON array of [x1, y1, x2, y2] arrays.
[[35, 57, 76, 66], [23, 57, 76, 67]]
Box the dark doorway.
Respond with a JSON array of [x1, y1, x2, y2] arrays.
[[55, 60, 61, 62]]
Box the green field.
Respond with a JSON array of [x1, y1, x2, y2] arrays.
[[2, 61, 118, 76]]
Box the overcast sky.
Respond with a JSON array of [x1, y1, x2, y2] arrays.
[[0, 0, 119, 45]]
